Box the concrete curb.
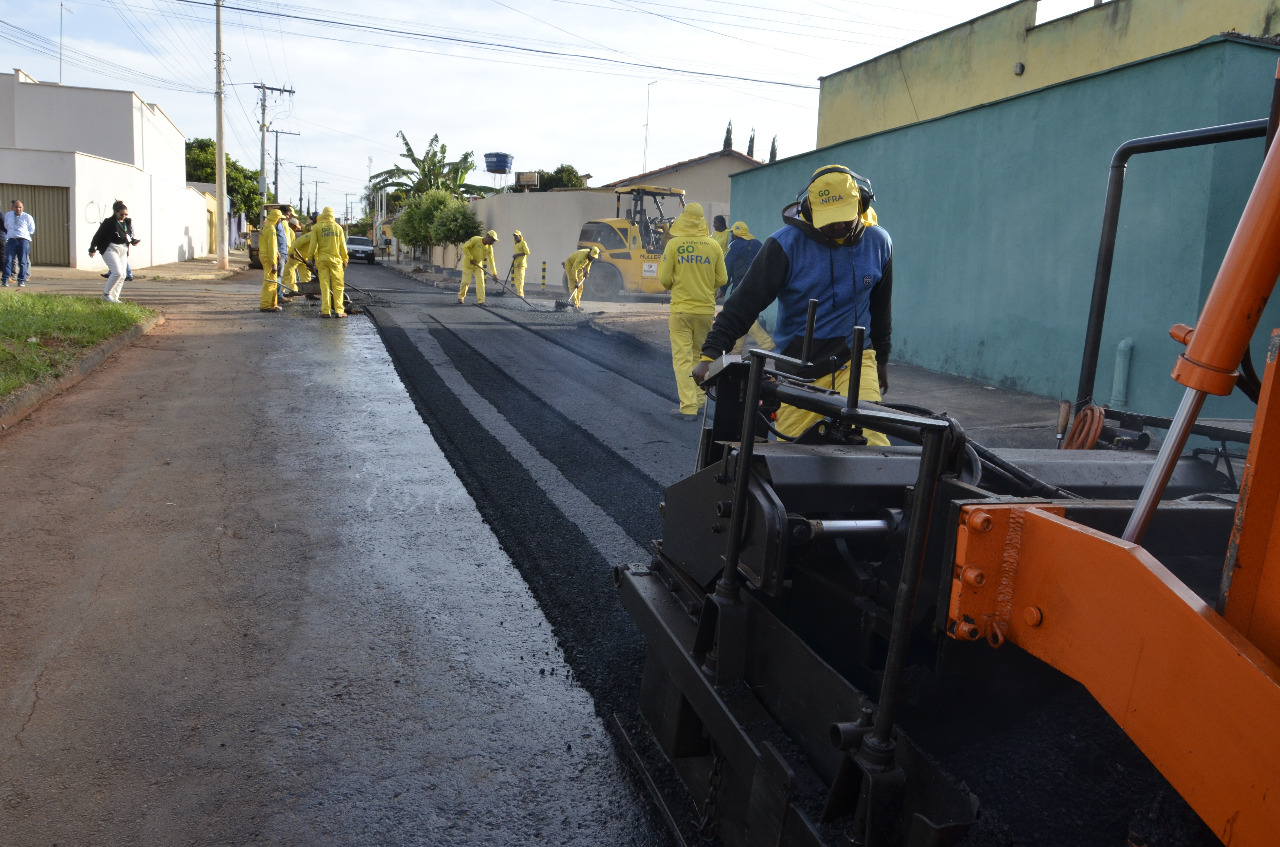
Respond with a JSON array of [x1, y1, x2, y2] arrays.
[[0, 312, 166, 431]]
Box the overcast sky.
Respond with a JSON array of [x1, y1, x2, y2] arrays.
[[2, 0, 1089, 214]]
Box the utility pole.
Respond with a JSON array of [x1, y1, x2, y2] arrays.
[[254, 83, 294, 203], [314, 180, 326, 214], [213, 0, 228, 269], [297, 164, 315, 213], [268, 129, 300, 205], [343, 193, 357, 225]]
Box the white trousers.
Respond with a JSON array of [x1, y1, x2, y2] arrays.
[[103, 244, 128, 301]]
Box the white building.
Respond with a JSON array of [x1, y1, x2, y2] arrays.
[[0, 69, 209, 270]]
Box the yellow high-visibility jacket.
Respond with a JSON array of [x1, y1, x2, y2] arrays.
[[259, 208, 284, 270], [659, 204, 727, 315], [565, 248, 594, 284], [463, 235, 496, 272], [306, 210, 348, 263]]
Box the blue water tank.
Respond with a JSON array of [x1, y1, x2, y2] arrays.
[[484, 152, 514, 174]]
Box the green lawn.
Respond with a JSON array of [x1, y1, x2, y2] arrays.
[[0, 292, 156, 399]]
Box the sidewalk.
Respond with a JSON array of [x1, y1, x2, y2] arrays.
[[20, 251, 250, 284]]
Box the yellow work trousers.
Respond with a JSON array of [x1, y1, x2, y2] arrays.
[[259, 264, 280, 309], [730, 321, 776, 354], [459, 265, 485, 304], [670, 311, 715, 415], [283, 255, 310, 289], [513, 262, 526, 297], [775, 348, 889, 445], [317, 257, 345, 316]]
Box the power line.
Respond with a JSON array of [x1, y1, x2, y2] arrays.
[[166, 0, 819, 89], [550, 0, 915, 47], [102, 0, 209, 90], [0, 19, 209, 92]]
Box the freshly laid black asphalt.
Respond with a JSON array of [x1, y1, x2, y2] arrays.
[[348, 263, 1219, 847]]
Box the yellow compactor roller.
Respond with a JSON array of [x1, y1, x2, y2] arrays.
[[567, 186, 685, 301]]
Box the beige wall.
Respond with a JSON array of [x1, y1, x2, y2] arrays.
[[817, 0, 1280, 146], [465, 189, 621, 281]]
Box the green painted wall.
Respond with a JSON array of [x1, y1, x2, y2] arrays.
[[729, 38, 1280, 421]]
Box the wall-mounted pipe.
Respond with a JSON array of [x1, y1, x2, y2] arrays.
[[1074, 119, 1268, 414], [1109, 337, 1135, 410]]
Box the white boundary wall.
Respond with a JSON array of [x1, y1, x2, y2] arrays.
[[0, 148, 209, 270]]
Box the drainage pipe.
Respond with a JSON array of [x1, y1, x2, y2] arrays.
[[1109, 337, 1135, 410]]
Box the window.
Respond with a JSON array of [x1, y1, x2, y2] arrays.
[[578, 223, 626, 250]]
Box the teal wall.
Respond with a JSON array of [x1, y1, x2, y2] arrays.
[[729, 38, 1280, 421]]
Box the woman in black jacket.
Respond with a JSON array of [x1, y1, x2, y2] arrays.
[[88, 200, 140, 302]]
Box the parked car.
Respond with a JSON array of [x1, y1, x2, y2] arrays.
[[347, 236, 376, 264]]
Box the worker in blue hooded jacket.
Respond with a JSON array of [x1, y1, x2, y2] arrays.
[[722, 221, 775, 355], [694, 165, 892, 444]]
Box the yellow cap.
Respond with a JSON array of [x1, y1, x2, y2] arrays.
[[730, 221, 752, 238], [513, 230, 522, 238], [807, 168, 860, 229], [486, 229, 498, 240], [588, 246, 600, 258]]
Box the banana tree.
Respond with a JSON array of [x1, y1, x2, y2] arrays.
[[369, 132, 496, 200]]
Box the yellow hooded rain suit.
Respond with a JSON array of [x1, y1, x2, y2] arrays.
[[283, 227, 313, 290], [512, 231, 530, 297], [658, 203, 728, 416], [564, 246, 597, 308], [305, 207, 349, 316], [258, 208, 285, 310], [460, 231, 498, 304]]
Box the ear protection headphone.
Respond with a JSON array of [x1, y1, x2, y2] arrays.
[[796, 165, 875, 223]]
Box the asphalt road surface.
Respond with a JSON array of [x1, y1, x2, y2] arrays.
[[0, 262, 1218, 847], [0, 269, 671, 847], [348, 262, 1221, 847]]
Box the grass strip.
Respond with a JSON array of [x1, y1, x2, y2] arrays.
[[0, 292, 155, 398]]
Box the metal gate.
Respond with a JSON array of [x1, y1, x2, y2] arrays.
[[0, 184, 70, 267]]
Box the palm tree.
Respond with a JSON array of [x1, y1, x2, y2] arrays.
[[369, 132, 494, 200]]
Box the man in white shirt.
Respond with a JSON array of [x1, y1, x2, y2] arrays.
[[3, 199, 35, 287]]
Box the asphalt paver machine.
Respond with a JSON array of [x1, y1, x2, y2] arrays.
[[617, 116, 1280, 846]]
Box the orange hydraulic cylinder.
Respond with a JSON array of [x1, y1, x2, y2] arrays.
[[1224, 330, 1280, 664], [949, 505, 1280, 846], [1171, 127, 1280, 395]]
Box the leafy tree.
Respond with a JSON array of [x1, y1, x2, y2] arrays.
[[769, 136, 778, 164], [369, 131, 494, 200], [532, 164, 587, 192], [391, 190, 454, 249], [430, 200, 483, 264], [723, 120, 733, 151], [746, 128, 755, 159], [185, 138, 267, 220]]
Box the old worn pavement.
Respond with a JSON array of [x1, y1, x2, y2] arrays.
[[0, 264, 666, 846]]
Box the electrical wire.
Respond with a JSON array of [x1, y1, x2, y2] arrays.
[[603, 0, 810, 60], [548, 0, 922, 44], [103, 0, 209, 90], [166, 0, 819, 89], [81, 0, 820, 90], [0, 19, 209, 92]]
